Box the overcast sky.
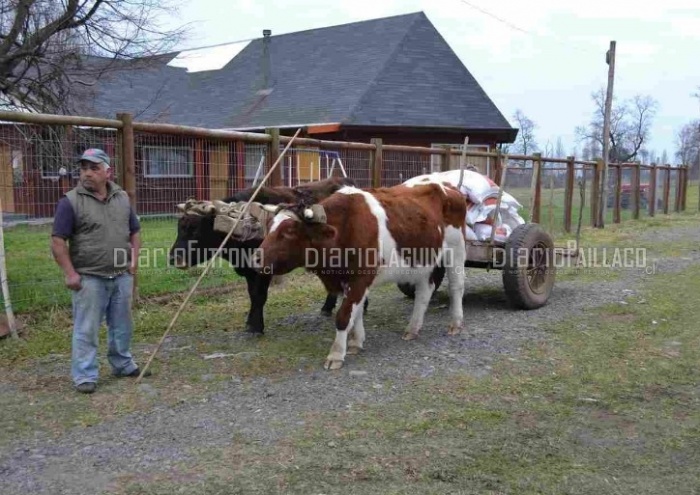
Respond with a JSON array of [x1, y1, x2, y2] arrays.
[[163, 0, 700, 163]]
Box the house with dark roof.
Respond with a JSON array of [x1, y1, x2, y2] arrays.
[[1, 12, 517, 217], [79, 11, 516, 147]]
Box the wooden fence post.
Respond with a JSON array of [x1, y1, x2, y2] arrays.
[[648, 165, 657, 217], [663, 165, 671, 214], [439, 144, 452, 173], [676, 167, 683, 212], [493, 149, 503, 186], [564, 155, 575, 232], [116, 113, 136, 210], [678, 166, 686, 212], [613, 164, 622, 223], [662, 165, 671, 215], [632, 163, 641, 220], [591, 159, 602, 227], [370, 138, 383, 187], [266, 128, 282, 187], [529, 153, 542, 224], [682, 165, 689, 211]]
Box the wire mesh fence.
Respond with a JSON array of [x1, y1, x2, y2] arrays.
[[0, 111, 692, 317], [382, 148, 434, 186]]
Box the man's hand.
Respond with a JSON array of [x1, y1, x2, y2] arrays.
[[65, 272, 82, 291], [128, 264, 137, 276]]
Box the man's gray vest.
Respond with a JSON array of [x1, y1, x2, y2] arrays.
[[65, 181, 133, 278]]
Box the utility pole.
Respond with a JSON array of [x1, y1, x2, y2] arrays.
[[598, 40, 616, 228]]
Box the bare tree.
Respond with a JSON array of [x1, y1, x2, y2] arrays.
[[555, 137, 565, 159], [575, 88, 658, 163], [511, 109, 538, 166], [676, 120, 700, 178], [0, 0, 188, 112], [581, 137, 601, 161]]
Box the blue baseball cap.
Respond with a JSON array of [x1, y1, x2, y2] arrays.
[[78, 148, 110, 168]]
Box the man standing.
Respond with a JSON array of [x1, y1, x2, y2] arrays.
[[51, 148, 150, 394]]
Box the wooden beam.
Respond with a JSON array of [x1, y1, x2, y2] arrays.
[[267, 128, 282, 187], [371, 138, 383, 187], [564, 156, 575, 232], [663, 166, 671, 214], [613, 165, 621, 223], [116, 113, 136, 210], [632, 164, 641, 220], [648, 165, 657, 217], [530, 153, 542, 224]]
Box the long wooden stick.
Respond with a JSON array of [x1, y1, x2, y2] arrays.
[[488, 155, 509, 246], [0, 200, 18, 339], [136, 128, 302, 383]]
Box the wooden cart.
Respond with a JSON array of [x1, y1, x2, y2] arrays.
[[397, 222, 563, 309]]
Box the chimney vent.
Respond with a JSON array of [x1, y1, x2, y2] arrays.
[[261, 29, 272, 91]]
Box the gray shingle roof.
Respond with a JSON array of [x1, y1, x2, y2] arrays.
[[75, 12, 515, 139]]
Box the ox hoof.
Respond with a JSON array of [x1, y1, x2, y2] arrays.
[[244, 325, 264, 336], [346, 345, 363, 355], [402, 332, 418, 341], [320, 308, 333, 317], [447, 323, 463, 336], [324, 359, 344, 370]]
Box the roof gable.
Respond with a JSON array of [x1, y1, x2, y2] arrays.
[[346, 14, 512, 131], [209, 12, 421, 129]]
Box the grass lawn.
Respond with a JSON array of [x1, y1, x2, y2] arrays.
[[1, 217, 241, 313]]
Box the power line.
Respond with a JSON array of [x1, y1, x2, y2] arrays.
[[172, 36, 258, 54], [457, 0, 533, 35], [456, 0, 600, 55]]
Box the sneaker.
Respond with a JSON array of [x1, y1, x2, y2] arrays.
[[117, 367, 152, 378], [75, 382, 96, 394]]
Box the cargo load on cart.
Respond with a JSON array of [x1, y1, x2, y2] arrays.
[[402, 169, 526, 243]]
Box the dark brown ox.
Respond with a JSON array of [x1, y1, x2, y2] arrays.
[[169, 176, 357, 334], [256, 182, 467, 369]]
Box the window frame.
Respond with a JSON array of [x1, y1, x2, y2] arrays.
[[142, 145, 195, 179]]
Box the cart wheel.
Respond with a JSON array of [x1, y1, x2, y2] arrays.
[[502, 223, 555, 309], [397, 265, 446, 299]]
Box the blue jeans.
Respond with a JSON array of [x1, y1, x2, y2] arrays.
[[71, 273, 137, 385]]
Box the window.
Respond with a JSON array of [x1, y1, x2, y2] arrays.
[[143, 146, 194, 178]]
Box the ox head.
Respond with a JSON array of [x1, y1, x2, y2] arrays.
[[292, 176, 356, 202], [255, 202, 337, 276], [169, 200, 225, 269]]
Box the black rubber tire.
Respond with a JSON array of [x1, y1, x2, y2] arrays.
[[397, 265, 446, 299], [502, 223, 556, 310]]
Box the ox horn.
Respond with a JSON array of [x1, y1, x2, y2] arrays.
[[176, 202, 186, 212], [262, 204, 281, 213], [303, 208, 314, 219]]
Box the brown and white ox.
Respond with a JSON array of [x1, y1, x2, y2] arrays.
[[256, 182, 467, 370]]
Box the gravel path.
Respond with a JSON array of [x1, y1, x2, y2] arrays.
[[1, 225, 699, 495]]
